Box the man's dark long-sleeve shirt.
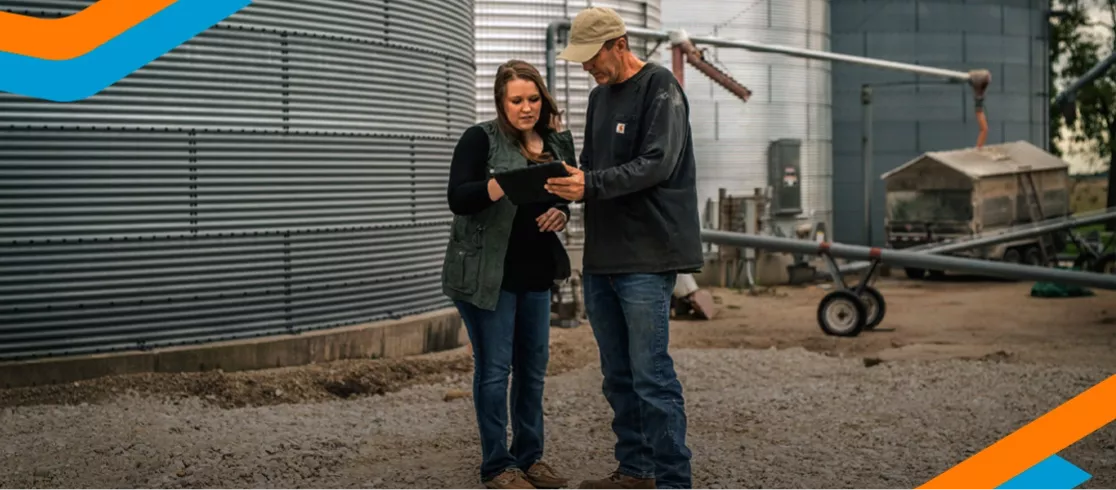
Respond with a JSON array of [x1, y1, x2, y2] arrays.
[[578, 62, 704, 275], [447, 125, 569, 292]]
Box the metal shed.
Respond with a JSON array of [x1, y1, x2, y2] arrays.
[[879, 140, 1071, 264]]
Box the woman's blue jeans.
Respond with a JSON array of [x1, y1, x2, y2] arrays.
[[454, 288, 552, 482]]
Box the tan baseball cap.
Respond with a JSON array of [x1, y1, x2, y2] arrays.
[[557, 7, 627, 63]]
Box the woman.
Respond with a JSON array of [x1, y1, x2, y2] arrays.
[[441, 60, 576, 489]]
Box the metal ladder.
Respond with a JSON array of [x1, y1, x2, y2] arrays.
[[1018, 172, 1054, 266]]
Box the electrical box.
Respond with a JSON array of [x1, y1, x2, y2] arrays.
[[767, 138, 803, 216]]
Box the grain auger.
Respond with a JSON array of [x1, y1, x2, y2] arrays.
[[968, 69, 992, 149]]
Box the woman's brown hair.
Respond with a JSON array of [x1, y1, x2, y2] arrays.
[[493, 60, 562, 163]]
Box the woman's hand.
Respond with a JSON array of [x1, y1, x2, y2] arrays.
[[487, 178, 505, 201], [537, 207, 567, 232]]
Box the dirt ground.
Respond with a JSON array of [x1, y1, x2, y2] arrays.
[[4, 273, 1113, 410], [668, 274, 1116, 367], [1, 274, 1115, 488]]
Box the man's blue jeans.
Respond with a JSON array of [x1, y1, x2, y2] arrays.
[[583, 272, 693, 489], [454, 289, 552, 482]]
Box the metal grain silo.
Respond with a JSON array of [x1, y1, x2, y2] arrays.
[[831, 0, 1050, 245], [661, 0, 833, 234], [0, 0, 476, 360]]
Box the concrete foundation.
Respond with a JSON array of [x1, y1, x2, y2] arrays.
[[0, 308, 464, 390], [754, 253, 797, 285], [693, 251, 801, 288]]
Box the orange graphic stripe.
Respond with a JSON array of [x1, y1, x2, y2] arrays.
[[919, 374, 1116, 489], [0, 0, 178, 61]]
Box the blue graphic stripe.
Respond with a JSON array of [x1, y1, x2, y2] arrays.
[[0, 0, 251, 102], [996, 455, 1092, 490]]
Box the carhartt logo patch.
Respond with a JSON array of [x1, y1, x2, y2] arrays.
[[616, 122, 626, 134]]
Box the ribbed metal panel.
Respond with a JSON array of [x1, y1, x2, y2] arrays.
[[474, 0, 663, 249], [831, 0, 1050, 245], [475, 0, 662, 146], [0, 0, 475, 360], [661, 0, 833, 233]]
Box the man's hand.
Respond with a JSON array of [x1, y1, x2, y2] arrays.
[[545, 162, 585, 202], [536, 207, 567, 232]]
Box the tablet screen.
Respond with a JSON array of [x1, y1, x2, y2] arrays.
[[493, 162, 570, 206]]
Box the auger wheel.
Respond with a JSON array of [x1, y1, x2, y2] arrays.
[[857, 285, 887, 330], [816, 252, 889, 337], [817, 290, 867, 336]]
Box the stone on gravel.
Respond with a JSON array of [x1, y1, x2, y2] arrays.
[[0, 347, 1113, 489]]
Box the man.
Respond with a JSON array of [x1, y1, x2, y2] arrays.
[[545, 6, 704, 490]]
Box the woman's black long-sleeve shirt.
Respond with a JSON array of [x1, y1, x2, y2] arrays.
[[447, 125, 569, 293]]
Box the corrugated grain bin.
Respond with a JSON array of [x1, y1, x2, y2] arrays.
[[661, 0, 833, 234], [0, 0, 476, 360]]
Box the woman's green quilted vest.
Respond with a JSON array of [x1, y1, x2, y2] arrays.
[[441, 119, 577, 311]]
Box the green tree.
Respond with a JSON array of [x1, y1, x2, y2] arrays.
[[1049, 0, 1115, 215]]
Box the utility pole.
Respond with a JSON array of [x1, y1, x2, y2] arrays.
[[862, 85, 873, 246]]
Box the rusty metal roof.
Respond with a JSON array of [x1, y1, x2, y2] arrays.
[[880, 140, 1069, 181]]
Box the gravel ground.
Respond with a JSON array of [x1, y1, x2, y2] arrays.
[[2, 347, 1113, 489]]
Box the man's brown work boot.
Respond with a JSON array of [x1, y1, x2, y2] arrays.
[[523, 461, 569, 489], [578, 470, 655, 489], [484, 469, 536, 489]]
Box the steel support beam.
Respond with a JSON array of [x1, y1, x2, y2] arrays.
[[545, 20, 990, 94], [648, 27, 977, 82], [839, 206, 1116, 274], [1053, 51, 1116, 125], [701, 230, 1116, 291], [671, 37, 753, 101]]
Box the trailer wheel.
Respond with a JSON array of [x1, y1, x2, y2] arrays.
[[858, 286, 887, 330], [1003, 248, 1022, 264], [904, 267, 926, 279], [1098, 253, 1116, 275], [817, 290, 867, 337], [1023, 246, 1042, 266]]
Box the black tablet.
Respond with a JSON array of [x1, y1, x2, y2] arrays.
[[493, 161, 571, 205]]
